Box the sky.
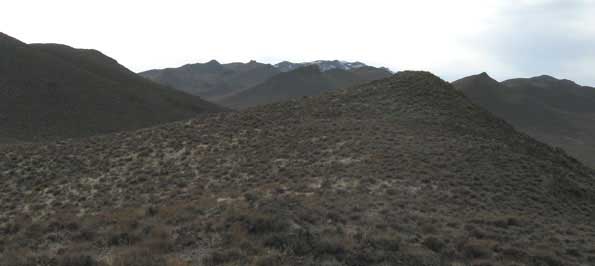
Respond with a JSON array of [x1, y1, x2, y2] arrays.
[[2, 0, 594, 85]]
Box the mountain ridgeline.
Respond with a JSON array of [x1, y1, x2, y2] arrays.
[[1, 72, 593, 265], [139, 60, 393, 108], [0, 33, 224, 143], [453, 73, 595, 168], [139, 60, 281, 101]]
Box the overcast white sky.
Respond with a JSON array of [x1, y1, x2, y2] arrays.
[[2, 0, 594, 85]]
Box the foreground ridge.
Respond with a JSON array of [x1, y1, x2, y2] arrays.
[[1, 72, 594, 265]]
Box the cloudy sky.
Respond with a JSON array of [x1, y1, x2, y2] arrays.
[[2, 0, 594, 85]]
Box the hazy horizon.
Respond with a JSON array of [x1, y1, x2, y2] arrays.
[[2, 0, 594, 85]]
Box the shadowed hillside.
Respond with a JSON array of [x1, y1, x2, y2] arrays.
[[453, 73, 595, 168], [0, 33, 223, 143], [1, 72, 594, 266]]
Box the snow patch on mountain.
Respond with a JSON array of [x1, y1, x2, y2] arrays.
[[274, 60, 376, 72]]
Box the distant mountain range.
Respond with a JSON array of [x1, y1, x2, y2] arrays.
[[0, 33, 223, 143], [220, 65, 393, 109], [453, 73, 595, 168], [140, 60, 280, 101], [139, 60, 393, 108]]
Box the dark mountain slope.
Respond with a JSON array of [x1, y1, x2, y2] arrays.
[[453, 73, 595, 168], [139, 60, 281, 100], [219, 65, 392, 108], [502, 75, 595, 113], [0, 33, 223, 143], [1, 72, 594, 266], [30, 43, 146, 85]]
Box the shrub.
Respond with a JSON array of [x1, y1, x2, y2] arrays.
[[313, 235, 349, 258], [108, 232, 138, 246], [143, 238, 174, 253], [365, 234, 400, 252], [112, 248, 166, 266], [336, 233, 401, 265], [264, 230, 314, 256], [461, 239, 495, 259], [1, 222, 20, 235], [251, 253, 284, 266], [233, 212, 289, 234], [165, 257, 191, 266], [243, 192, 259, 203], [202, 248, 245, 266], [56, 255, 98, 266], [422, 236, 445, 252], [145, 205, 159, 217], [530, 252, 563, 266], [501, 247, 528, 259], [73, 228, 96, 242], [3, 254, 98, 266], [565, 248, 581, 257]]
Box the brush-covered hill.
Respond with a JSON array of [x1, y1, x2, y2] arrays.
[[1, 71, 594, 266], [453, 73, 595, 168], [219, 65, 393, 109], [0, 33, 223, 143], [139, 60, 281, 101]]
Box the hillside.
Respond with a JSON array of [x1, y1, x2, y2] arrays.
[[219, 65, 393, 109], [453, 73, 595, 168], [0, 33, 223, 143], [139, 60, 281, 100], [1, 72, 594, 266]]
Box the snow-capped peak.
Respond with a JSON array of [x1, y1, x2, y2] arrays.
[[274, 60, 371, 72]]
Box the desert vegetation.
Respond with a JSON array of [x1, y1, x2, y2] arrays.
[[1, 72, 594, 265]]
